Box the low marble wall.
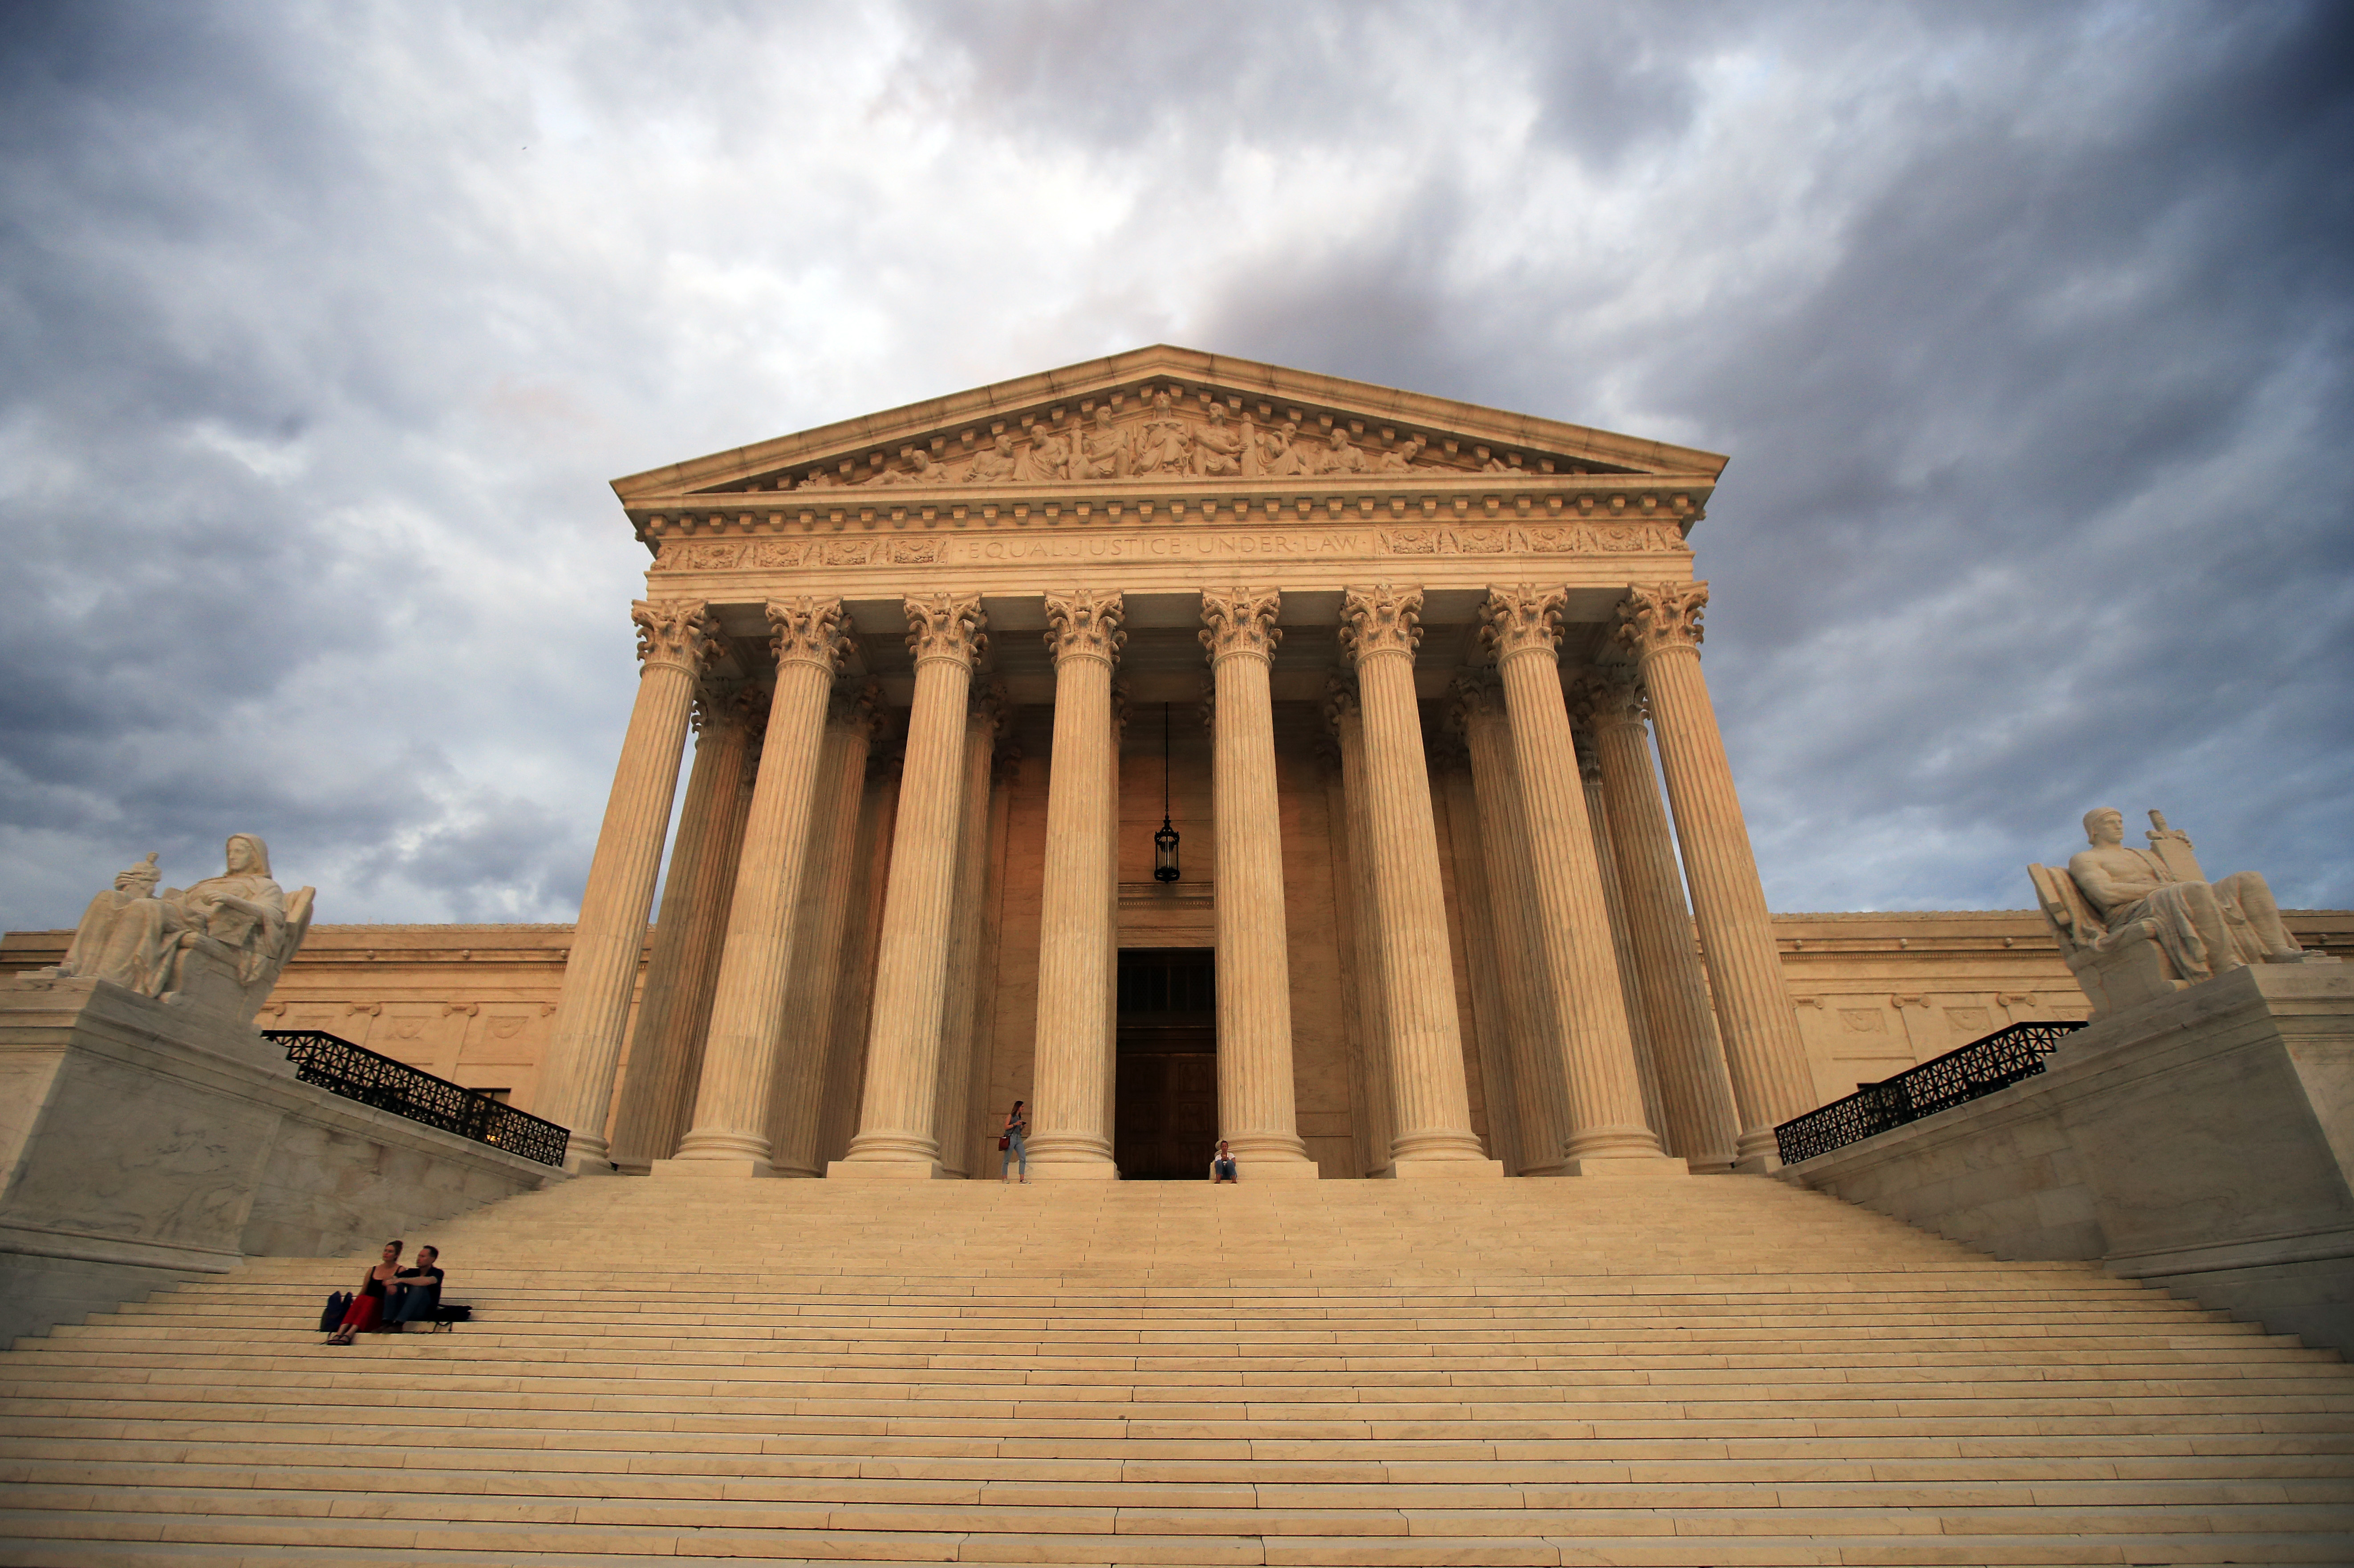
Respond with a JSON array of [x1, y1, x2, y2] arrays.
[[1786, 963, 2354, 1353], [0, 976, 557, 1343]]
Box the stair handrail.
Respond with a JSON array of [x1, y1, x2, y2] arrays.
[[260, 1028, 570, 1168], [1774, 1018, 2088, 1166]]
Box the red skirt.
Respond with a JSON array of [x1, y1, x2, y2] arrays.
[[337, 1295, 383, 1332]]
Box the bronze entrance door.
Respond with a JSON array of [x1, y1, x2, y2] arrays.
[[1114, 948, 1216, 1180]]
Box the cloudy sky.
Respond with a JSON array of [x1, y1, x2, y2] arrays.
[[2, 0, 2348, 929]]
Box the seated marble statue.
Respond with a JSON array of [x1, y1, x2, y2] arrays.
[[2066, 807, 2304, 983], [55, 835, 313, 1017]]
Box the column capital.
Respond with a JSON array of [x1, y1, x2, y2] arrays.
[[633, 598, 722, 677], [970, 676, 1012, 736], [1479, 585, 1567, 664], [1043, 589, 1125, 667], [1617, 581, 1709, 658], [828, 678, 889, 741], [1572, 664, 1650, 733], [1199, 588, 1283, 664], [1321, 671, 1361, 732], [1574, 727, 1605, 787], [904, 593, 989, 667], [1339, 585, 1423, 667], [1447, 669, 1510, 732], [767, 597, 851, 674]]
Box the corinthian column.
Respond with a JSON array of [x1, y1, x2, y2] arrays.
[[1579, 666, 1741, 1170], [608, 681, 759, 1171], [1323, 679, 1396, 1175], [1338, 585, 1498, 1176], [1026, 590, 1125, 1178], [538, 598, 719, 1171], [833, 595, 989, 1177], [1449, 673, 1571, 1176], [1480, 586, 1677, 1175], [764, 682, 886, 1177], [1619, 581, 1814, 1166], [660, 598, 849, 1177], [929, 680, 1008, 1178], [1201, 589, 1318, 1178], [1574, 724, 1669, 1138]]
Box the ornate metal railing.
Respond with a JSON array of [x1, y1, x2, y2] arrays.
[[1774, 1019, 2088, 1166], [262, 1030, 569, 1168]]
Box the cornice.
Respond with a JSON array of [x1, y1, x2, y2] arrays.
[[610, 345, 1730, 515]]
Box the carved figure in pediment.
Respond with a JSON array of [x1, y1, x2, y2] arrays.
[[1376, 435, 1425, 471], [1311, 427, 1369, 476], [1077, 406, 1130, 479], [1132, 393, 1192, 476], [963, 433, 1020, 483], [1024, 429, 1071, 482], [795, 467, 839, 490], [871, 450, 939, 487], [1257, 419, 1309, 477], [1190, 403, 1245, 476]]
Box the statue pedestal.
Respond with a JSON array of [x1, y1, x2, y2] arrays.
[[0, 975, 556, 1342], [1786, 964, 2354, 1355]]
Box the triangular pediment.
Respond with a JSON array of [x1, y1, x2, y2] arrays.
[[611, 345, 1726, 504]]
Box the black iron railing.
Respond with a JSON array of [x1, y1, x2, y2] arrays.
[[1774, 1019, 2088, 1166], [262, 1030, 570, 1168]]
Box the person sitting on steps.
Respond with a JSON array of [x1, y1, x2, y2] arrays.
[[325, 1240, 402, 1345], [385, 1245, 445, 1331], [1211, 1140, 1238, 1183]]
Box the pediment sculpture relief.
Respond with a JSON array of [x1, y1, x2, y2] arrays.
[[2027, 808, 2332, 1017], [777, 387, 1585, 492], [44, 835, 316, 1025]]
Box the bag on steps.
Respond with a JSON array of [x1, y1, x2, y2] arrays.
[[433, 1302, 472, 1328], [318, 1292, 351, 1333]]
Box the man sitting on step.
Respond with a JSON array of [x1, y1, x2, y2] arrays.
[[1210, 1140, 1238, 1183], [385, 1246, 445, 1331]]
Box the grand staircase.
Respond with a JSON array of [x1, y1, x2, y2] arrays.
[[1, 1173, 2349, 1565]]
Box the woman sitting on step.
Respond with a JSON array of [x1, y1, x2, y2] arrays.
[[325, 1239, 403, 1345]]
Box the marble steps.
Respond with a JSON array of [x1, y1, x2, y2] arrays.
[[3, 1177, 2350, 1563]]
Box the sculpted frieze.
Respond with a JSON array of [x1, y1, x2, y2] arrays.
[[760, 382, 1634, 494]]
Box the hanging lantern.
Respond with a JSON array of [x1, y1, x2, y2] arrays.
[[1153, 703, 1181, 882]]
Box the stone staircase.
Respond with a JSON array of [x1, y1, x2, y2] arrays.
[[1, 1174, 2350, 1565]]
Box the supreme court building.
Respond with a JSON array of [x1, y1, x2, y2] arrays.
[[528, 346, 1824, 1183]]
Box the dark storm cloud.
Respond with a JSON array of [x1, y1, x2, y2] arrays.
[[0, 0, 2346, 931]]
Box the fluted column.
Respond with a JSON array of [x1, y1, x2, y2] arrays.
[[538, 598, 719, 1171], [608, 681, 759, 1171], [1620, 581, 1814, 1167], [1339, 585, 1499, 1175], [764, 682, 886, 1177], [1434, 747, 1522, 1174], [1201, 589, 1318, 1177], [833, 596, 989, 1176], [1027, 590, 1125, 1179], [1449, 673, 1571, 1175], [1579, 666, 1741, 1170], [929, 680, 1008, 1178], [1481, 586, 1678, 1174], [1575, 725, 1669, 1140], [1323, 681, 1396, 1176], [660, 599, 849, 1176]]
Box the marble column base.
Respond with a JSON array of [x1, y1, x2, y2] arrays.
[[1564, 1153, 1691, 1178], [649, 1156, 775, 1179], [1236, 1156, 1323, 1180], [825, 1158, 950, 1180], [1382, 1158, 1507, 1180], [559, 1148, 617, 1176], [1025, 1160, 1121, 1182], [1734, 1149, 1786, 1176]]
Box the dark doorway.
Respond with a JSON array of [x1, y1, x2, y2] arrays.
[[1115, 948, 1216, 1180]]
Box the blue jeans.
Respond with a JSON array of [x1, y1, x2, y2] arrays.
[[1002, 1131, 1027, 1178], [1213, 1158, 1238, 1181]]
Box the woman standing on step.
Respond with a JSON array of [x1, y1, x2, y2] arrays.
[[1000, 1101, 1028, 1184], [325, 1239, 403, 1345]]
